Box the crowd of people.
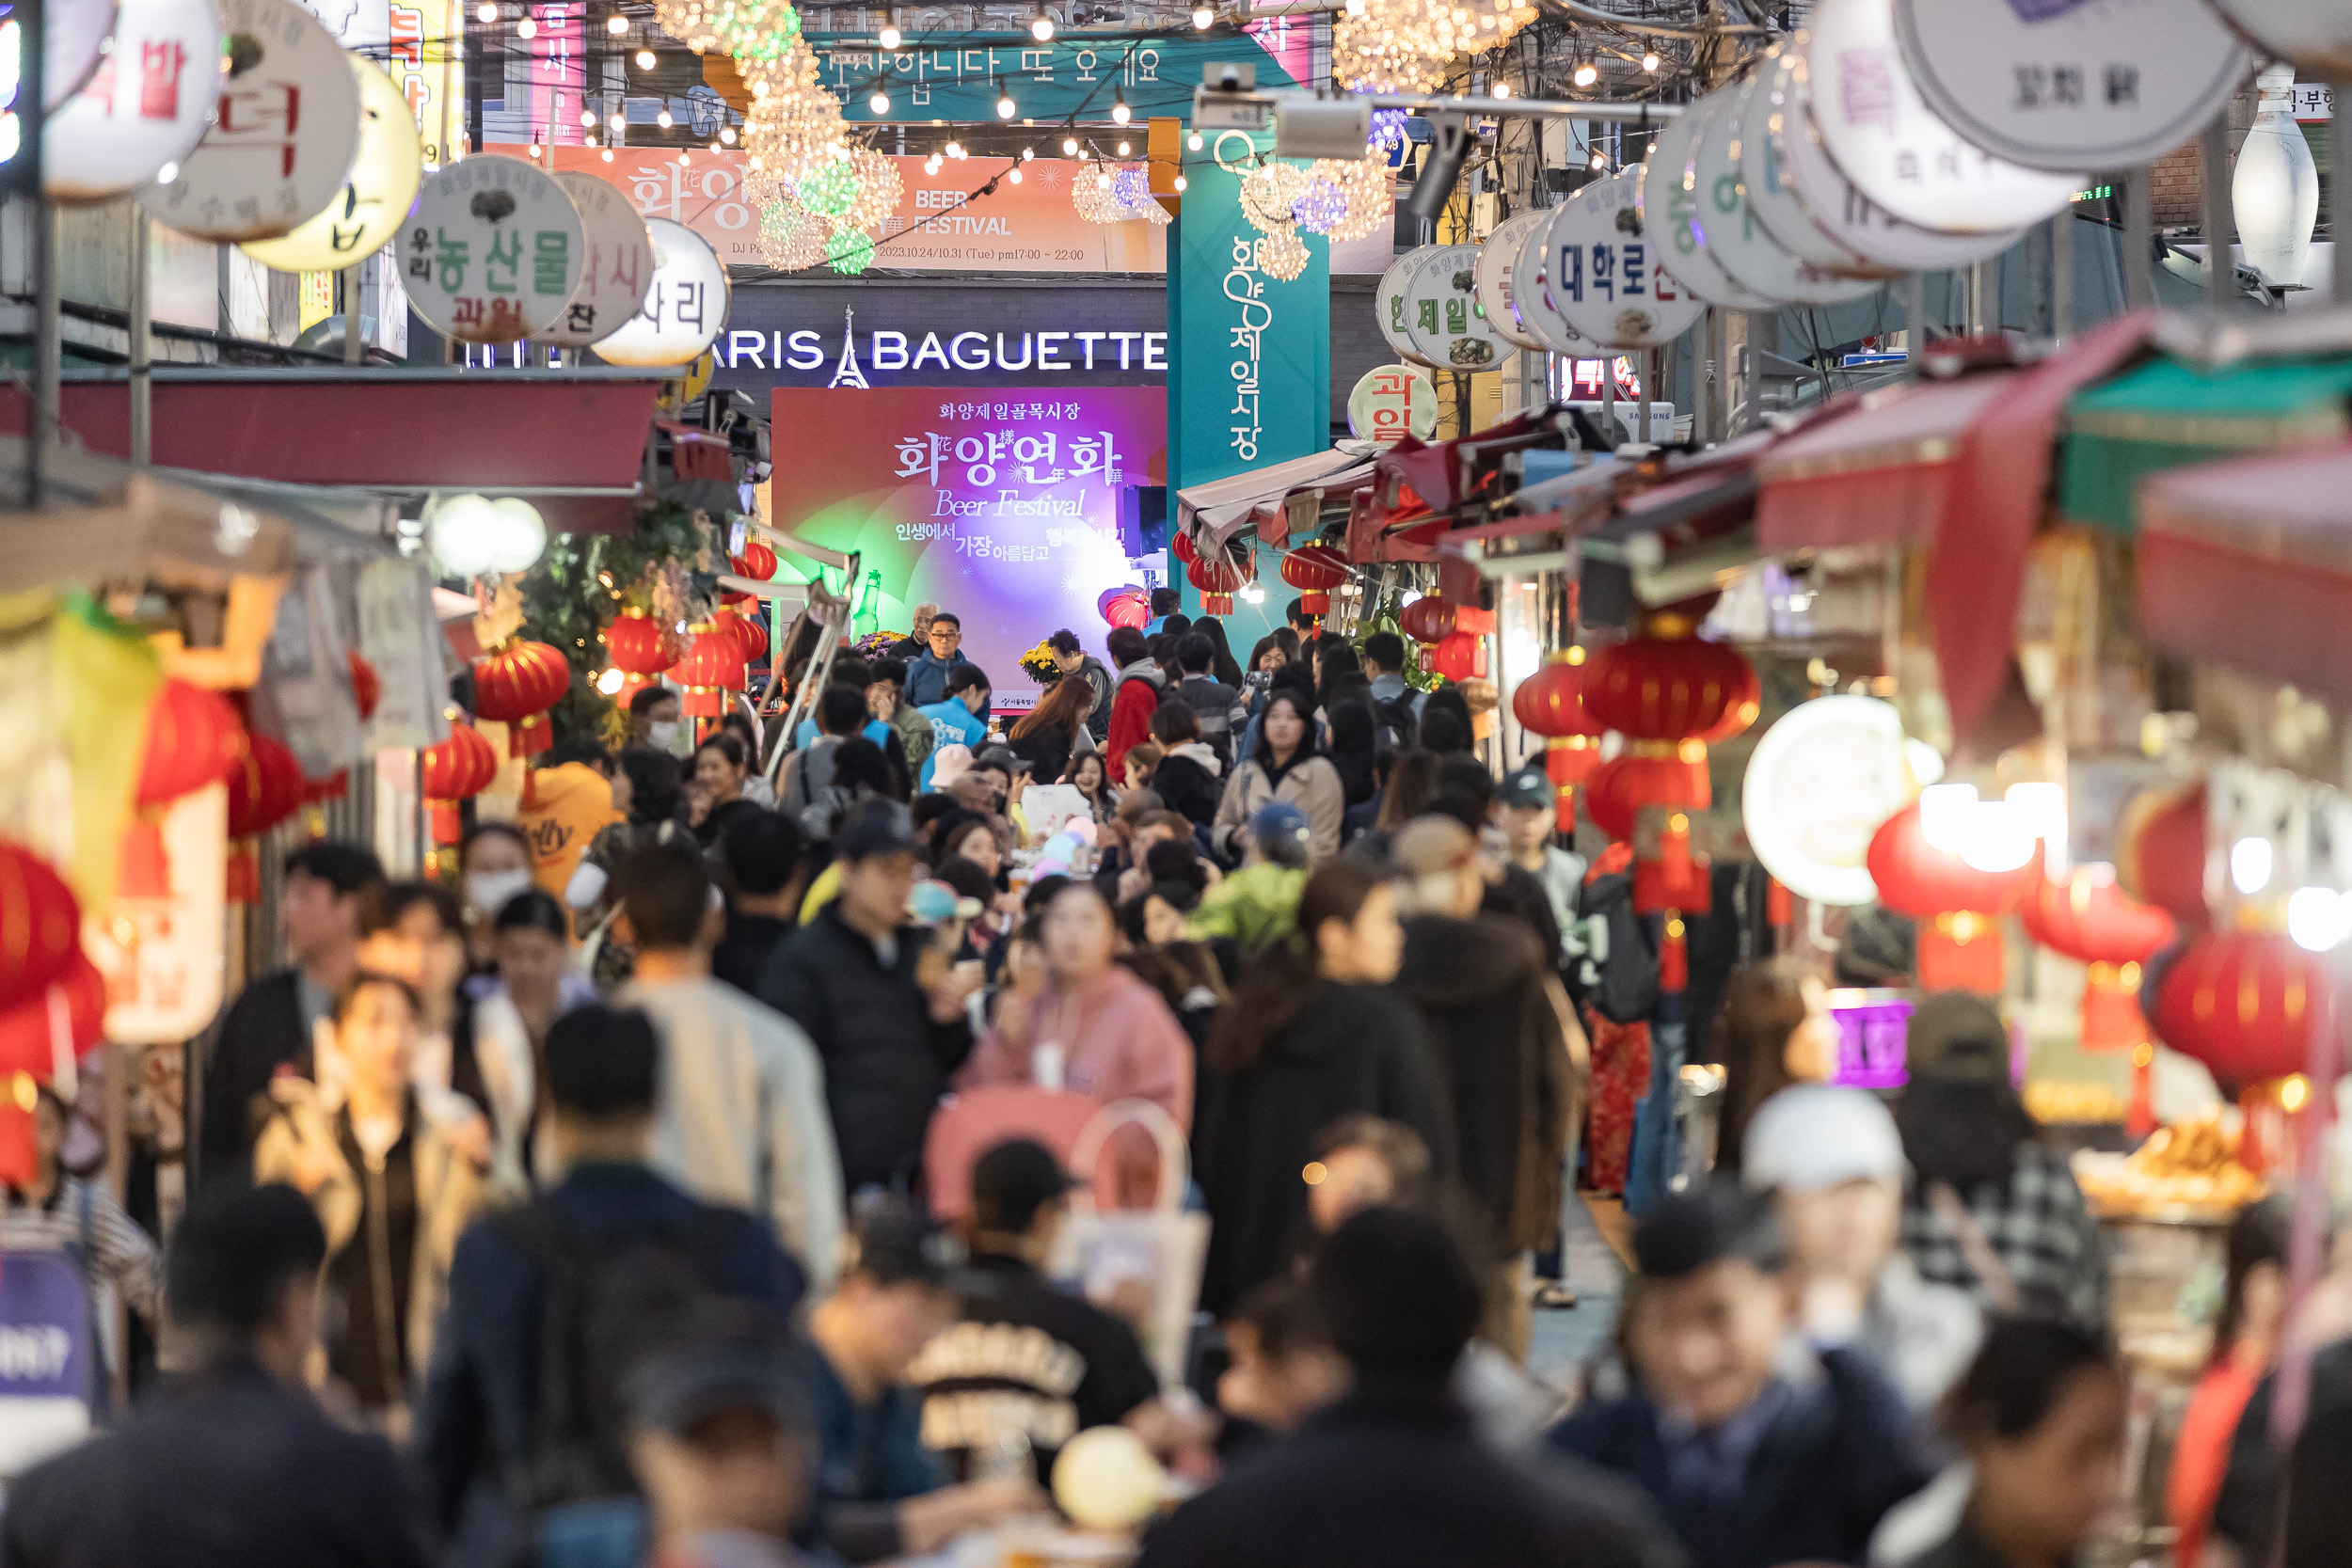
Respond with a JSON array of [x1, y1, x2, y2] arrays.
[[8, 596, 2347, 1568]]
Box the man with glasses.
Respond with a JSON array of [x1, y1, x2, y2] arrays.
[[903, 611, 974, 707]]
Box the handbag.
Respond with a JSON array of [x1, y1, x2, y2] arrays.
[[1045, 1099, 1211, 1393]]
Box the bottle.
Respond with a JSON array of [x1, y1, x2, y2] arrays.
[[853, 568, 882, 641]]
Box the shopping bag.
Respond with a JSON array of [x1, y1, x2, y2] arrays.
[[922, 1084, 1103, 1224], [1045, 1099, 1210, 1392]]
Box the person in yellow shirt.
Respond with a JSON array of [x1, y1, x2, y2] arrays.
[[516, 736, 624, 920]]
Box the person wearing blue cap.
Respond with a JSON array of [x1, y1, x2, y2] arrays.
[[1189, 801, 1317, 958]]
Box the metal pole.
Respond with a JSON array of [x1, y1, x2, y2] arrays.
[[2334, 90, 2352, 307], [2124, 166, 2155, 309], [22, 0, 44, 508], [1600, 357, 1615, 443], [2201, 117, 2234, 310], [33, 207, 60, 503], [129, 209, 151, 467], [2054, 205, 2075, 341], [1906, 273, 1925, 375], [343, 261, 366, 364], [1640, 350, 1654, 444]]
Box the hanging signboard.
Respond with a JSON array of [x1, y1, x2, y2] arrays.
[[1694, 76, 1880, 306], [589, 215, 727, 367], [141, 0, 365, 243], [1895, 0, 2249, 173], [1512, 211, 1596, 357], [402, 154, 587, 344], [41, 0, 221, 206], [240, 56, 424, 273], [1396, 243, 1513, 373], [2209, 3, 2352, 81], [805, 30, 1299, 124], [1804, 0, 2082, 235], [1546, 170, 1707, 351], [1637, 94, 1775, 312], [1737, 52, 1898, 279], [1375, 248, 1433, 368], [542, 171, 657, 347], [87, 783, 228, 1045], [1474, 210, 1552, 352], [43, 0, 119, 110], [1346, 364, 1437, 448]]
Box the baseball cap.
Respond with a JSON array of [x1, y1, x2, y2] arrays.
[[971, 1138, 1074, 1235], [1904, 991, 2011, 1084], [974, 745, 1025, 775], [930, 744, 977, 791], [834, 800, 918, 863], [844, 1196, 968, 1289], [1496, 766, 1556, 812], [1249, 801, 1313, 867], [623, 1322, 810, 1437], [1740, 1085, 1906, 1194]]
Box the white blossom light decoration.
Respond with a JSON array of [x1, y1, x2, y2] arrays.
[[1335, 0, 1536, 92], [653, 0, 803, 62], [757, 193, 833, 270], [1073, 162, 1170, 225], [1255, 223, 1310, 281], [1240, 160, 1308, 232]]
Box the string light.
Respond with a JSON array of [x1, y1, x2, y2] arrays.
[[720, 124, 736, 143], [1187, 130, 1203, 150], [516, 12, 537, 38], [1172, 174, 1187, 191], [1073, 161, 1169, 225], [1491, 80, 1508, 98], [1641, 49, 1661, 71], [602, 147, 615, 161], [1334, 0, 1535, 91], [996, 81, 1017, 118], [1588, 146, 1605, 170], [924, 153, 942, 174], [476, 1, 496, 20], [636, 46, 656, 67], [1021, 145, 1035, 160], [1009, 166, 1023, 182], [1572, 54, 1598, 88], [657, 108, 674, 127], [878, 22, 900, 47], [1254, 223, 1310, 280], [1111, 89, 1131, 124], [869, 87, 890, 112], [759, 195, 831, 270], [1115, 138, 1131, 156], [827, 227, 876, 274], [1062, 135, 1079, 154], [1030, 6, 1053, 39], [581, 107, 597, 126], [653, 0, 803, 64], [1192, 3, 1212, 26], [606, 11, 628, 32]]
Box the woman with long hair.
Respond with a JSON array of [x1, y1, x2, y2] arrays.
[[1067, 751, 1112, 823], [1708, 958, 1837, 1180], [1198, 616, 1248, 689], [1322, 699, 1378, 809], [1008, 675, 1096, 784], [1246, 634, 1288, 677], [687, 733, 754, 846], [1211, 689, 1345, 863], [1193, 862, 1453, 1313]]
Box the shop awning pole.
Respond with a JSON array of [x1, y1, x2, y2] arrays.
[[129, 211, 151, 467], [2335, 95, 2352, 306]]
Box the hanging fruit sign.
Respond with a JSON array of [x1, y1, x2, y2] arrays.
[[591, 216, 730, 368], [542, 170, 658, 348], [402, 154, 586, 344], [141, 0, 364, 243], [41, 0, 220, 206]]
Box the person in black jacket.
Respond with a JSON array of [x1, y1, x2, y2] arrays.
[[1005, 675, 1095, 785], [1146, 703, 1225, 830], [758, 802, 981, 1193], [3, 1182, 431, 1568], [197, 841, 384, 1186], [1194, 861, 1453, 1314], [1549, 1184, 1936, 1568], [2213, 1328, 2352, 1568], [1136, 1207, 1678, 1568]]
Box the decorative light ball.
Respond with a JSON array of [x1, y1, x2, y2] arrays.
[[797, 158, 858, 217], [1241, 162, 1309, 233], [1290, 177, 1347, 234], [1112, 168, 1149, 207], [1336, 0, 1538, 91], [2153, 929, 2334, 1085], [483, 497, 548, 575], [1370, 107, 1410, 152], [1052, 1426, 1166, 1531], [425, 493, 501, 579], [1255, 224, 1311, 281], [827, 226, 876, 274], [758, 196, 832, 271], [844, 147, 904, 233], [135, 679, 244, 808], [0, 845, 84, 1014]]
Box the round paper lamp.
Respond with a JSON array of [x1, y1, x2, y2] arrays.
[[2153, 928, 2333, 1086], [607, 609, 682, 675], [135, 679, 243, 807], [1867, 800, 2033, 993], [1279, 545, 1348, 616], [239, 55, 424, 272], [1051, 1426, 1165, 1531], [0, 846, 83, 1013], [472, 640, 572, 757]]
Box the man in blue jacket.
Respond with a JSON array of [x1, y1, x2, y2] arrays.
[[902, 611, 974, 707], [1549, 1182, 1936, 1568]]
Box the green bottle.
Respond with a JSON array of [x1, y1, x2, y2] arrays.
[[853, 568, 882, 640]]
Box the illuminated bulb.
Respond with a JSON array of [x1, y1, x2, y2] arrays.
[[946, 139, 962, 158], [529, 140, 542, 158], [677, 150, 691, 165], [1111, 90, 1131, 124], [878, 22, 901, 47], [2289, 887, 2351, 952], [156, 160, 180, 183], [596, 668, 626, 695], [1030, 8, 1054, 38], [1642, 50, 1661, 71], [1096, 169, 1112, 188], [1021, 145, 1035, 160], [635, 46, 655, 67], [476, 0, 496, 18], [720, 125, 736, 144], [2233, 836, 2275, 895], [1240, 583, 1266, 604], [1572, 57, 1597, 87], [1917, 784, 1979, 854], [925, 155, 942, 173], [657, 108, 673, 128], [1187, 130, 1203, 150], [1009, 166, 1023, 182], [1062, 135, 1079, 154], [1115, 138, 1131, 156], [1172, 174, 1186, 190], [1192, 3, 1213, 25], [870, 88, 891, 112], [1491, 80, 1508, 98], [516, 13, 536, 38], [1588, 149, 1604, 170], [580, 107, 596, 126], [601, 147, 614, 161], [606, 10, 627, 31], [997, 85, 1017, 118]]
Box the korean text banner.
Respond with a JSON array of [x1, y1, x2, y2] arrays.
[[806, 28, 1300, 123], [770, 386, 1168, 706], [1168, 134, 1330, 494]]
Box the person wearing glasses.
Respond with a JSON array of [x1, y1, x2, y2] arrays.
[[904, 611, 975, 707]]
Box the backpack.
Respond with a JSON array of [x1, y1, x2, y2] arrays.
[[493, 1204, 748, 1568], [1371, 691, 1419, 754]]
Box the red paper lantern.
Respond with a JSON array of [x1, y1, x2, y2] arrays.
[[1425, 628, 1486, 683], [2153, 930, 2333, 1087], [1187, 555, 1243, 617], [1581, 614, 1756, 741], [2116, 781, 2208, 928], [347, 650, 381, 722], [710, 606, 767, 666], [2023, 863, 2179, 1133], [0, 949, 106, 1077], [135, 679, 242, 808], [1400, 596, 1457, 645], [1582, 750, 1711, 841], [420, 721, 501, 845], [725, 540, 780, 604], [1279, 546, 1348, 616], [1698, 657, 1763, 743], [1171, 531, 1200, 567], [226, 731, 305, 841], [0, 846, 82, 1014], [473, 639, 572, 758], [1866, 801, 2034, 993], [1100, 589, 1148, 630], [673, 624, 749, 720], [1512, 653, 1601, 738], [606, 609, 683, 676]]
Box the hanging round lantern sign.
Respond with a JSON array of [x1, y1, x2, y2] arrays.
[[1345, 364, 1438, 448], [2208, 1, 2352, 79], [1546, 170, 1708, 350], [42, 0, 221, 206], [1398, 244, 1511, 373], [1739, 694, 1916, 908], [1473, 211, 1554, 353], [1637, 97, 1778, 313], [41, 0, 121, 111], [140, 0, 365, 243], [240, 55, 424, 273], [1804, 0, 2083, 235], [1374, 245, 1441, 369], [1511, 207, 1597, 357], [542, 171, 659, 348], [1894, 0, 2249, 174], [592, 216, 730, 368], [1762, 46, 2026, 275], [402, 155, 587, 344], [1691, 76, 1881, 307]]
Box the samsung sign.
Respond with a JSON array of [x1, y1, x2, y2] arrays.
[[711, 280, 1166, 391]]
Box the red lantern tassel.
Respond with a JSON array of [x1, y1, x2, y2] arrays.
[[1205, 594, 1233, 616], [1659, 912, 1688, 991], [430, 801, 464, 846], [1918, 911, 2005, 994], [226, 843, 262, 905], [1767, 877, 1792, 928], [2079, 961, 2149, 1053], [2126, 1044, 2157, 1141], [510, 714, 553, 758]]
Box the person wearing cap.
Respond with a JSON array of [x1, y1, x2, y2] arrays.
[[612, 843, 844, 1294], [762, 801, 985, 1195], [1549, 1183, 1935, 1568], [928, 743, 977, 797], [418, 1006, 803, 1568], [1212, 688, 1344, 865], [1137, 1207, 1677, 1568], [912, 1141, 1164, 1486], [1741, 1085, 1982, 1411], [1186, 801, 1314, 959], [1494, 764, 1586, 958], [1389, 816, 1582, 1355], [802, 1200, 1043, 1561], [914, 666, 992, 791], [626, 1318, 818, 1568], [1894, 992, 2108, 1331]]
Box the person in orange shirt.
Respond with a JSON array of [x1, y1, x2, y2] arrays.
[[516, 736, 623, 924], [2167, 1196, 2290, 1568]]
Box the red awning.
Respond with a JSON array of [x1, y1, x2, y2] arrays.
[[0, 368, 666, 532], [2138, 441, 2352, 705], [1753, 375, 2018, 553]]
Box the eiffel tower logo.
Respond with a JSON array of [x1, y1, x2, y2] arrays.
[[829, 306, 869, 390]]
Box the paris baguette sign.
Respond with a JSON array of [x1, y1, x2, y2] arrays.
[[709, 280, 1168, 391]]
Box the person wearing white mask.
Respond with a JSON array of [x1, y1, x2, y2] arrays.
[[628, 685, 688, 756], [459, 824, 536, 972]]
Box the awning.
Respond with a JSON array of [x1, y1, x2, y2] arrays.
[[2138, 442, 2352, 705], [1754, 374, 2018, 553], [2058, 353, 2352, 534], [0, 367, 667, 533], [1174, 448, 1378, 548]]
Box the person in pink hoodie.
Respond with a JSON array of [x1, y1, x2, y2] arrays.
[[961, 883, 1194, 1134]]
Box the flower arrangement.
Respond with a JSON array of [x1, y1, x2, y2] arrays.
[[850, 629, 904, 660], [1018, 640, 1062, 685]]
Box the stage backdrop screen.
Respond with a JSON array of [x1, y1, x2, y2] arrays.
[[770, 386, 1168, 709]]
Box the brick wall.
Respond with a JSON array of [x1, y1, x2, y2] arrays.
[[2146, 87, 2263, 232]]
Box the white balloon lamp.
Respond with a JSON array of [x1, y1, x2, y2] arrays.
[[2233, 64, 2320, 292], [484, 497, 549, 574], [425, 492, 501, 578]]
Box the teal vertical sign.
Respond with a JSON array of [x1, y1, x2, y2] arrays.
[[1168, 135, 1331, 517]]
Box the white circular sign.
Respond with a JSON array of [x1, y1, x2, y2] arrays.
[[1739, 51, 1893, 277], [1698, 75, 1882, 306], [1895, 0, 2249, 173], [1779, 44, 2029, 271], [592, 216, 730, 368], [140, 0, 362, 242], [1375, 246, 1439, 369], [1346, 364, 1438, 446], [1513, 208, 1594, 357], [44, 0, 120, 111], [42, 0, 220, 207], [1547, 172, 1708, 351], [543, 172, 657, 347], [1804, 0, 2084, 235], [240, 55, 421, 273], [2208, 2, 2352, 79], [1475, 211, 1551, 352], [1400, 244, 1512, 373], [1637, 94, 1777, 311], [1741, 694, 1920, 907], [402, 155, 587, 344]]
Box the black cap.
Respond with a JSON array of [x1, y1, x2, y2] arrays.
[[623, 1324, 810, 1437], [834, 800, 918, 863], [845, 1196, 966, 1289], [1311, 1207, 1479, 1378], [974, 745, 1024, 774], [1904, 991, 2011, 1084], [1631, 1181, 1788, 1282], [1495, 766, 1556, 812], [971, 1139, 1073, 1235]]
